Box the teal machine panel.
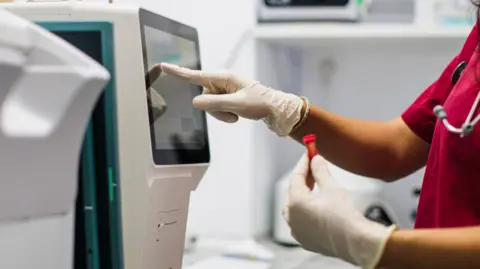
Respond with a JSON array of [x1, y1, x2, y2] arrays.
[[36, 22, 124, 269]]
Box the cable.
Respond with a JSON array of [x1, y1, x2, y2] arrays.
[[220, 27, 255, 69]]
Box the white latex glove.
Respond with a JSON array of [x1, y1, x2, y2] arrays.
[[160, 63, 304, 136], [284, 155, 397, 269]]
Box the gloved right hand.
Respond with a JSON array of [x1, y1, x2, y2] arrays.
[[160, 63, 305, 136], [284, 155, 396, 269]]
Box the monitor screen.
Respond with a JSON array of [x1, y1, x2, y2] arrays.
[[140, 9, 210, 165], [144, 26, 205, 150]]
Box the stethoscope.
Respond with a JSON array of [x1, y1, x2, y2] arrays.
[[433, 61, 480, 137]]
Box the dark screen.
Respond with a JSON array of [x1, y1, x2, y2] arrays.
[[143, 26, 206, 151], [265, 0, 350, 6], [139, 8, 210, 165]]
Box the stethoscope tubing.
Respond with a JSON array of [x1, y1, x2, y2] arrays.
[[434, 61, 480, 138]]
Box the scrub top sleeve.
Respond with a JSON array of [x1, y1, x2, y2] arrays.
[[401, 24, 478, 144], [401, 57, 459, 143]]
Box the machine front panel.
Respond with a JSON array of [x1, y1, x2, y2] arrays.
[[143, 177, 191, 269], [139, 8, 210, 165]]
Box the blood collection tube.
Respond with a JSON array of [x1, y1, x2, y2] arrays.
[[302, 134, 318, 160], [302, 134, 317, 190]]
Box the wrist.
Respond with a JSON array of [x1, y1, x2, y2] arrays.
[[263, 90, 304, 136], [353, 221, 397, 269], [291, 96, 309, 132]]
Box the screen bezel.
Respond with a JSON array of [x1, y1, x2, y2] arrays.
[[139, 8, 210, 165]]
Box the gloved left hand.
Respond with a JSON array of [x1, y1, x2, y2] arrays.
[[159, 63, 304, 137], [283, 155, 397, 269]]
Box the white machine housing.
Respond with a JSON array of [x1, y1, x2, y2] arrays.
[[0, 7, 109, 269], [4, 3, 210, 269], [257, 0, 360, 22]]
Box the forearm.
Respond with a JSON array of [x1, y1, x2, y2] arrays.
[[290, 105, 415, 181], [378, 227, 480, 269]]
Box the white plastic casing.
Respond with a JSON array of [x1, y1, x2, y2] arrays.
[[0, 7, 109, 269], [3, 3, 210, 269]]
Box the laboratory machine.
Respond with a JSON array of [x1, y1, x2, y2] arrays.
[[363, 0, 415, 23], [257, 0, 360, 22], [0, 7, 109, 269], [433, 0, 475, 26], [4, 2, 211, 269]]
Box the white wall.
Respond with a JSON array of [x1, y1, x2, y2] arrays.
[[115, 0, 260, 238]]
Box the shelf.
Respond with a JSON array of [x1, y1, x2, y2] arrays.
[[255, 23, 472, 43]]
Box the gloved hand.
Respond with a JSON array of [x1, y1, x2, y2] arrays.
[[160, 63, 304, 136], [284, 155, 397, 269]]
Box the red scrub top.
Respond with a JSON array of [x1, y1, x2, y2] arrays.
[[402, 24, 480, 228]]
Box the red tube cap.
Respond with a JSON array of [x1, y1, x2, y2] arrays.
[[302, 134, 316, 144]]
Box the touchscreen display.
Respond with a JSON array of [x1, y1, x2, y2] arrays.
[[143, 25, 205, 150]]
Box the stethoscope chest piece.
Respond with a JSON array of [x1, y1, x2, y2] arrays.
[[435, 60, 480, 138], [452, 61, 468, 85]]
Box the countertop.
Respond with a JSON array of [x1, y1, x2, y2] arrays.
[[183, 238, 358, 269]]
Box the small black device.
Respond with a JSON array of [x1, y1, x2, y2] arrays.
[[258, 0, 359, 22]]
